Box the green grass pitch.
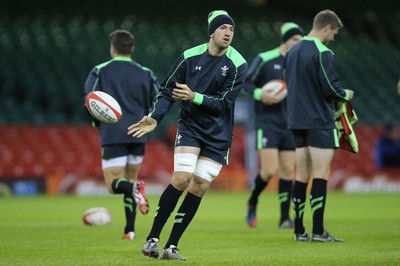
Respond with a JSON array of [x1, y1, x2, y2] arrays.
[[0, 191, 399, 265]]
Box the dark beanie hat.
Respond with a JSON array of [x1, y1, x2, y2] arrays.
[[208, 10, 235, 36], [281, 22, 304, 43]]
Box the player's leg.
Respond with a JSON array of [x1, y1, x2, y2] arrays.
[[117, 157, 142, 240], [290, 129, 311, 240], [161, 156, 222, 260], [308, 146, 333, 235], [103, 144, 147, 240], [102, 147, 137, 239], [103, 164, 126, 193], [277, 129, 296, 228], [277, 149, 295, 228], [106, 163, 138, 240], [308, 129, 344, 242], [292, 146, 311, 240], [246, 148, 279, 227], [125, 161, 140, 180], [143, 145, 200, 258], [246, 128, 279, 227], [126, 154, 149, 215]]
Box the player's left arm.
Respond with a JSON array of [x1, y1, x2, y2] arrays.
[[84, 67, 101, 95], [83, 67, 101, 127], [188, 63, 248, 114], [319, 52, 353, 101]]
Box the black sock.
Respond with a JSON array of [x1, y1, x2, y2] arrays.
[[111, 179, 136, 234], [111, 178, 133, 194], [310, 178, 327, 235], [165, 192, 202, 248], [124, 194, 137, 233], [248, 174, 268, 206], [147, 184, 183, 240], [292, 180, 308, 234], [278, 179, 293, 222]]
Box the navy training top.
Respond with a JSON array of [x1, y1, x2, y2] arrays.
[[149, 43, 247, 150], [84, 57, 159, 145], [284, 36, 350, 129], [243, 47, 288, 129]]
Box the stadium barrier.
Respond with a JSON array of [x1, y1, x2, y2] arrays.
[[0, 124, 399, 196]]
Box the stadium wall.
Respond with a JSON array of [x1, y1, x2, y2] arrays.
[[0, 124, 399, 196], [0, 0, 399, 195]]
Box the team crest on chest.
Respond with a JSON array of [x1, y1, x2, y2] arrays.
[[221, 65, 229, 76]]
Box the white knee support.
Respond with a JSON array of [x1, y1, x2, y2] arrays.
[[102, 155, 143, 169], [194, 159, 222, 182], [174, 153, 198, 173], [127, 154, 143, 165], [102, 156, 127, 169]]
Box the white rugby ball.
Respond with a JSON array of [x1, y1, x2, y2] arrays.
[[86, 91, 122, 124], [83, 207, 112, 226], [262, 79, 288, 102]]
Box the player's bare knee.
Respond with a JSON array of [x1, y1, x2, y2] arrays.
[[189, 176, 210, 197], [280, 168, 294, 180], [171, 172, 193, 190], [189, 184, 209, 197], [259, 170, 275, 181]]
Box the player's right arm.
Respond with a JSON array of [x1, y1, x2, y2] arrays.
[[319, 51, 354, 101], [243, 55, 279, 105], [147, 54, 186, 123], [127, 116, 157, 138], [128, 55, 186, 138]]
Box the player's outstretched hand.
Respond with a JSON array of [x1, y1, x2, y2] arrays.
[[127, 116, 157, 138]]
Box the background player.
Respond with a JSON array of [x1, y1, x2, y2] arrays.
[[84, 29, 159, 240], [244, 22, 303, 228], [284, 10, 354, 242]]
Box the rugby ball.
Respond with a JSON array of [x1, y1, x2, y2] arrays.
[[86, 91, 122, 124], [262, 79, 288, 102], [83, 207, 112, 226]]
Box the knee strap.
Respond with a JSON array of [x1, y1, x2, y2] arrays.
[[174, 153, 198, 173], [194, 159, 222, 182]]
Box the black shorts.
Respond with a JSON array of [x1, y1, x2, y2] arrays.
[[102, 143, 145, 160], [292, 129, 339, 149], [175, 126, 229, 165], [256, 127, 295, 151]]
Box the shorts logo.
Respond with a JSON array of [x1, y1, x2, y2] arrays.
[[221, 65, 229, 76], [274, 64, 282, 70], [262, 137, 268, 147], [195, 66, 202, 71], [176, 133, 182, 144]]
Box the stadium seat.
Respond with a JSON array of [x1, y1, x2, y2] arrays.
[[0, 6, 399, 191], [1, 10, 399, 124]]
